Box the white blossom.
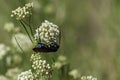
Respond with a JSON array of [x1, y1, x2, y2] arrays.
[[18, 70, 34, 80], [0, 44, 10, 60], [58, 55, 67, 62], [30, 54, 52, 78], [69, 69, 80, 79], [0, 75, 8, 80], [34, 20, 60, 45], [54, 62, 62, 69], [4, 22, 14, 32], [6, 67, 21, 80], [81, 75, 97, 80], [4, 22, 20, 32], [54, 55, 67, 69], [11, 2, 33, 20]]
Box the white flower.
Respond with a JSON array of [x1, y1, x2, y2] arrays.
[[11, 2, 33, 20], [25, 2, 33, 8], [0, 44, 10, 60], [4, 22, 20, 33], [34, 20, 60, 45], [69, 69, 80, 79], [0, 75, 8, 80], [54, 62, 62, 69], [12, 33, 32, 52], [18, 70, 34, 80], [81, 75, 97, 80], [4, 22, 14, 32], [54, 55, 67, 69], [6, 67, 21, 80], [58, 55, 67, 62], [30, 54, 52, 78]]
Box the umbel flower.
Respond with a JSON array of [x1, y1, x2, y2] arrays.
[[0, 44, 10, 60], [0, 75, 8, 80], [69, 69, 80, 79], [30, 54, 52, 78], [18, 69, 34, 80], [81, 75, 97, 80], [11, 2, 33, 20], [4, 22, 20, 32], [54, 55, 67, 69], [34, 20, 60, 45], [6, 68, 21, 80]]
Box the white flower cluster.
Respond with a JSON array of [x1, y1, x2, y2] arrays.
[[0, 44, 10, 60], [0, 75, 8, 80], [69, 69, 80, 79], [4, 22, 20, 32], [54, 55, 67, 69], [6, 68, 21, 80], [18, 70, 34, 80], [34, 20, 60, 45], [11, 2, 33, 20], [81, 75, 97, 80], [31, 54, 52, 78]]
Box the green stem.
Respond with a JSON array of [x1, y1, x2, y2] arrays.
[[14, 36, 25, 54], [59, 29, 61, 45], [21, 20, 34, 37], [19, 20, 33, 43], [29, 15, 34, 37]]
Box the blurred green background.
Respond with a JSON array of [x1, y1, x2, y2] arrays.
[[0, 0, 120, 80]]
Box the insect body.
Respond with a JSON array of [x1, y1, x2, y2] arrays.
[[33, 43, 59, 52]]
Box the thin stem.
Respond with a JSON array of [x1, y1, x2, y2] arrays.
[[20, 16, 34, 37], [21, 20, 34, 37], [14, 36, 25, 54], [29, 15, 34, 37], [59, 29, 61, 45], [38, 26, 41, 42], [19, 20, 33, 43]]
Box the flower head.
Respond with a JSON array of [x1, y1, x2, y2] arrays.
[[0, 44, 10, 60], [18, 69, 34, 80], [0, 75, 8, 80], [6, 68, 21, 80], [81, 75, 97, 80], [54, 55, 67, 69], [69, 69, 80, 79], [34, 20, 60, 46], [4, 22, 20, 32], [30, 54, 52, 78], [11, 2, 33, 20], [4, 22, 14, 32]]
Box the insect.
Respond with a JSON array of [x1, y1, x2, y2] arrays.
[[33, 43, 59, 52]]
